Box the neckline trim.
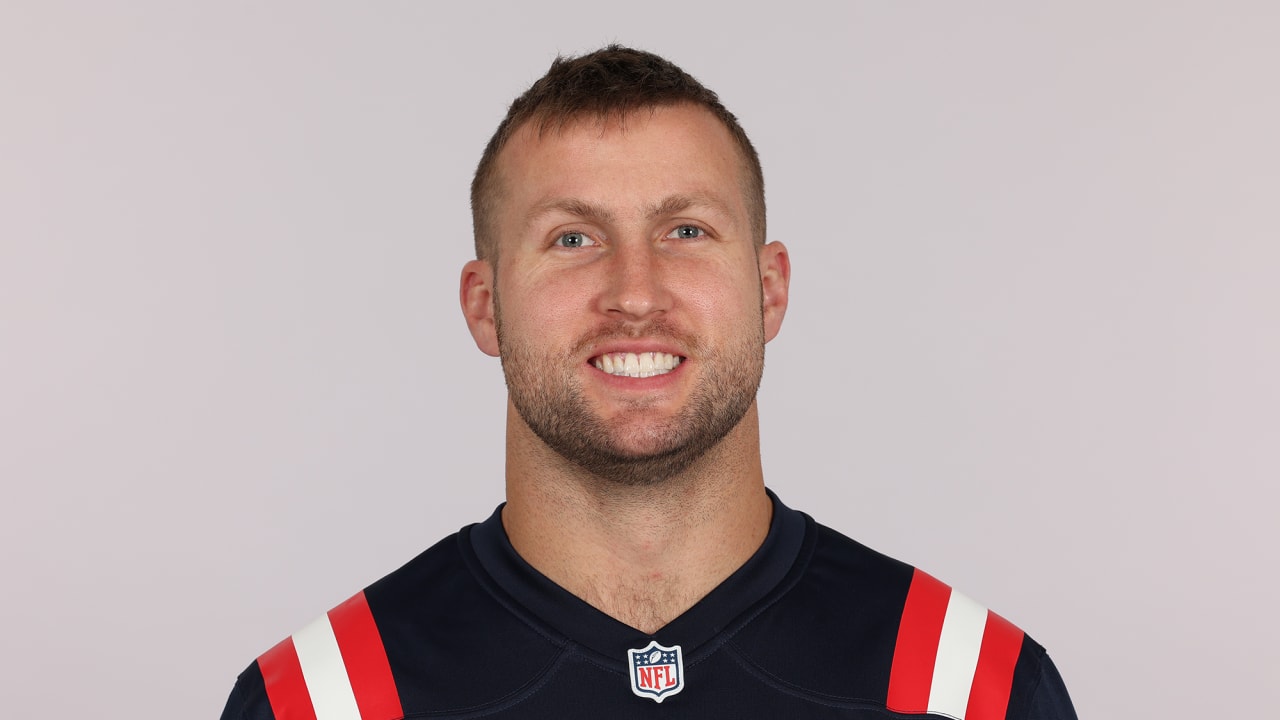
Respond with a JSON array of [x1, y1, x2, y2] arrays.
[[465, 489, 808, 664]]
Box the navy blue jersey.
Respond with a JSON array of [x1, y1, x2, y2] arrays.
[[220, 495, 1076, 719]]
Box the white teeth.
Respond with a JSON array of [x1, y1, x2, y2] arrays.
[[591, 352, 682, 378]]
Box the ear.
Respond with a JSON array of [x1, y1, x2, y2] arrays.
[[460, 259, 500, 357], [758, 241, 790, 343]]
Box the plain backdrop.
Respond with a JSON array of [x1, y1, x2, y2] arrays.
[[2, 2, 1277, 717]]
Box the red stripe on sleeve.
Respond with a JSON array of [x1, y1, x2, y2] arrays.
[[964, 610, 1025, 720], [328, 591, 404, 720], [886, 568, 952, 713], [258, 636, 318, 720]]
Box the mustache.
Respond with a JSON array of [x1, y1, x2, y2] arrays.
[[569, 319, 699, 357]]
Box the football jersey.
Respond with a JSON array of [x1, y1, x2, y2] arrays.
[[220, 494, 1076, 719]]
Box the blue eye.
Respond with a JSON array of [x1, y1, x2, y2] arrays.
[[670, 225, 704, 239], [556, 232, 593, 248]]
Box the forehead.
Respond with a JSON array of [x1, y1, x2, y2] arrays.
[[492, 104, 751, 224]]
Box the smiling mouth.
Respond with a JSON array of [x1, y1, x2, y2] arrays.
[[592, 352, 683, 378]]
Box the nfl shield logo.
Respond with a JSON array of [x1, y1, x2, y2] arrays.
[[627, 641, 684, 703]]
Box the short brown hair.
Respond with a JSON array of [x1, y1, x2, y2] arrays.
[[470, 45, 766, 261]]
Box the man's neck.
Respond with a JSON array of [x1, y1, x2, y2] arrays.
[[501, 404, 773, 634]]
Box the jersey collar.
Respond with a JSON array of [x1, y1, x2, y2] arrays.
[[464, 489, 808, 664]]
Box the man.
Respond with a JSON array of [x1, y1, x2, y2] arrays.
[[220, 46, 1076, 719]]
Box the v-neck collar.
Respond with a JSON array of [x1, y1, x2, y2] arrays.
[[465, 490, 808, 665]]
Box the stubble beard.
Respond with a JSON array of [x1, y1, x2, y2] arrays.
[[496, 309, 765, 487]]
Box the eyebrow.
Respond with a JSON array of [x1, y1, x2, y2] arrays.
[[525, 193, 734, 228], [643, 193, 734, 222], [527, 198, 616, 227]]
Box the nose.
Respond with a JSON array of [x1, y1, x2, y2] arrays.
[[598, 240, 672, 321]]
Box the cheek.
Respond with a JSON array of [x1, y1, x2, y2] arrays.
[[499, 272, 589, 337], [670, 258, 762, 321]]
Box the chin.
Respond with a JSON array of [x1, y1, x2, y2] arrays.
[[566, 429, 721, 486]]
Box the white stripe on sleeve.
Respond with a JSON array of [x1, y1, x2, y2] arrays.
[[927, 590, 988, 719], [292, 613, 362, 720]]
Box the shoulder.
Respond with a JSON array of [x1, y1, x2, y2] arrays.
[[220, 527, 563, 720], [732, 518, 1067, 719], [729, 521, 916, 699]]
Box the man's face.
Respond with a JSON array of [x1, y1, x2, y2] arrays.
[[464, 104, 789, 484]]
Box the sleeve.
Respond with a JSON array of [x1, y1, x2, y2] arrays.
[[219, 663, 276, 720], [219, 679, 247, 720], [1027, 653, 1078, 720]]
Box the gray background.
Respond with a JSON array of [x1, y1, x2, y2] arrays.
[[2, 2, 1277, 717]]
